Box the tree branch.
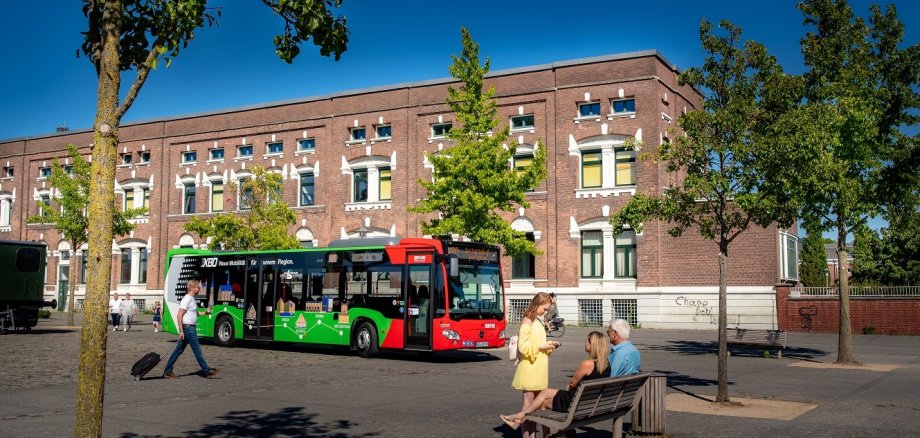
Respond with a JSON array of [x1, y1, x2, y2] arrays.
[[116, 42, 162, 120]]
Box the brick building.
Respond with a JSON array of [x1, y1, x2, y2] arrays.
[[0, 50, 798, 329]]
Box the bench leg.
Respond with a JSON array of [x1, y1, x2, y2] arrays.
[[613, 416, 623, 438]]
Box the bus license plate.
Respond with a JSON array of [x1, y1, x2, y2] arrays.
[[475, 341, 488, 348]]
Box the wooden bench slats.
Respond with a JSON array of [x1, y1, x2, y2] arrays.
[[726, 328, 787, 359], [525, 373, 651, 438]]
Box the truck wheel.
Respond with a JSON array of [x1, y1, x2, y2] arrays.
[[215, 315, 236, 347], [355, 322, 379, 358]]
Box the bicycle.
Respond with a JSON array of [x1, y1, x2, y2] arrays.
[[545, 317, 565, 337]]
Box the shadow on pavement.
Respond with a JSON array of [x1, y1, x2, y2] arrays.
[[119, 406, 380, 438], [644, 340, 828, 361], [645, 340, 718, 355], [198, 338, 502, 363]]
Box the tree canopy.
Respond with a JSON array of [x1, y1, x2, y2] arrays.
[[184, 166, 300, 250], [409, 28, 547, 257], [611, 19, 800, 403]]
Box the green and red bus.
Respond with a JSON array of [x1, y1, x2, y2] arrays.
[[162, 237, 507, 357]]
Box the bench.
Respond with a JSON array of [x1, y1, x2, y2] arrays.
[[726, 328, 787, 358], [525, 373, 650, 438]]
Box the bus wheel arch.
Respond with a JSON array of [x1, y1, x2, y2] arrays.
[[353, 320, 379, 358], [214, 314, 236, 347]]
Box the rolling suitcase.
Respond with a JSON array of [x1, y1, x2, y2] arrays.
[[131, 352, 162, 381]]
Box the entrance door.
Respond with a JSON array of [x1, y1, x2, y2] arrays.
[[405, 252, 433, 350], [243, 257, 278, 340], [57, 266, 69, 311]]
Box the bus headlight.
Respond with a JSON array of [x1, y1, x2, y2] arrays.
[[442, 329, 460, 341], [500, 330, 505, 339]]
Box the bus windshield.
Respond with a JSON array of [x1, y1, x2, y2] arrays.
[[448, 263, 504, 320]]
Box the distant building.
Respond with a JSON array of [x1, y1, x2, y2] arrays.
[[0, 50, 797, 329], [825, 243, 854, 286]]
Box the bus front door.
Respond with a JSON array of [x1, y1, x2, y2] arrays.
[[405, 253, 433, 350], [243, 257, 278, 340]]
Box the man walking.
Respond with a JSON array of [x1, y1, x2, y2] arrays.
[[163, 280, 219, 378], [120, 293, 137, 331], [607, 319, 641, 376]]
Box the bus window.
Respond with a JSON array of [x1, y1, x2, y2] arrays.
[[368, 266, 401, 298]]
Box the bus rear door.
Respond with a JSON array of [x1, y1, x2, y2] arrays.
[[243, 257, 277, 341], [405, 251, 433, 350]]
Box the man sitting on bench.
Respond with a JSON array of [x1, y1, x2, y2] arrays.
[[607, 319, 641, 376]]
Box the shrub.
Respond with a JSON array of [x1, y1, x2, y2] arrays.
[[38, 309, 51, 319]]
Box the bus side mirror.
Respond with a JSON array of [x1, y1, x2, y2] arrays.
[[448, 255, 459, 277]]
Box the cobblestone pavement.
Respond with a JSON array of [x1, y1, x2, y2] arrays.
[[3, 312, 920, 437]]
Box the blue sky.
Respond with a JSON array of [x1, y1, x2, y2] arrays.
[[1, 0, 916, 235]]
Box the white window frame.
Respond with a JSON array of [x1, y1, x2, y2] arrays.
[[609, 98, 636, 116], [297, 138, 316, 152], [510, 114, 535, 131], [780, 231, 799, 281], [374, 125, 392, 140], [266, 142, 284, 155], [577, 101, 602, 119], [342, 155, 395, 211], [138, 151, 151, 164], [237, 145, 254, 159], [348, 127, 367, 144], [209, 148, 225, 161], [570, 135, 637, 198], [430, 123, 452, 139], [39, 167, 51, 178], [182, 151, 197, 164]]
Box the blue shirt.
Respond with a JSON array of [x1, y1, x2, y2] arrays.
[[608, 341, 641, 377]]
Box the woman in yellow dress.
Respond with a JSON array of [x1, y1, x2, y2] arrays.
[[510, 292, 559, 438]]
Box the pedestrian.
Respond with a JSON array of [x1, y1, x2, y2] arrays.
[[108, 292, 123, 331], [607, 319, 641, 376], [501, 331, 610, 429], [510, 292, 560, 438], [163, 279, 219, 379], [544, 292, 559, 332], [152, 300, 162, 332], [120, 293, 137, 332]]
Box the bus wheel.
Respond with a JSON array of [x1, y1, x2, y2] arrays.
[[355, 322, 378, 358], [215, 316, 236, 348]]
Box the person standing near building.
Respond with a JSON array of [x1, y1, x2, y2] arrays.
[[152, 300, 162, 332], [120, 293, 137, 331], [108, 293, 123, 331], [607, 319, 641, 376], [544, 292, 559, 332], [163, 280, 219, 379], [510, 292, 560, 438]]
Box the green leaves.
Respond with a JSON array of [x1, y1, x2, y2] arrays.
[[184, 165, 299, 251], [410, 28, 547, 257]]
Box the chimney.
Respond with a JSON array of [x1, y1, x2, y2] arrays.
[[56, 124, 69, 133]]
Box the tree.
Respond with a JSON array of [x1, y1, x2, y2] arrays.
[[76, 1, 348, 435], [25, 144, 147, 326], [610, 20, 799, 404], [851, 208, 920, 286], [793, 0, 919, 364], [185, 166, 300, 250], [799, 219, 830, 287], [409, 28, 547, 257]]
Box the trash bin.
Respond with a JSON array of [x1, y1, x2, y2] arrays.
[[631, 373, 667, 434]]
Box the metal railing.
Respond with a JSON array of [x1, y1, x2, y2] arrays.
[[791, 286, 920, 298]]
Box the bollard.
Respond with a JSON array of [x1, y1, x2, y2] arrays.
[[630, 373, 667, 434]]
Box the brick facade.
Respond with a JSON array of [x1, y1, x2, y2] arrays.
[[0, 51, 792, 328]]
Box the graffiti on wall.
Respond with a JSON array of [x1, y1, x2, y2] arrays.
[[675, 296, 739, 325]]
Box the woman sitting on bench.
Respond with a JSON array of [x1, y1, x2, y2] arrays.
[[500, 331, 611, 429]]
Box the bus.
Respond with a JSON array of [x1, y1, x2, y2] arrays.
[[162, 237, 507, 357]]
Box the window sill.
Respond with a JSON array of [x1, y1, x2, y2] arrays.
[[234, 156, 253, 162], [574, 186, 636, 199], [573, 116, 602, 124], [179, 162, 197, 167], [345, 139, 366, 146], [0, 225, 11, 232], [128, 217, 150, 225], [294, 149, 316, 156], [428, 136, 451, 144], [0, 177, 13, 181], [117, 163, 133, 169], [206, 158, 225, 164], [370, 137, 392, 144], [264, 153, 283, 159], [136, 162, 151, 167], [607, 112, 636, 120], [344, 201, 392, 212], [510, 127, 535, 134]]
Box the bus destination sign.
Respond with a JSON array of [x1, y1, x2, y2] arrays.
[[447, 246, 498, 263]]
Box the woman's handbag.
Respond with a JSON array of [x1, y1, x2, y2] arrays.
[[508, 335, 519, 361]]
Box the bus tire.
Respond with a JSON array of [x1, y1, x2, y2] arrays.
[[355, 321, 379, 358], [214, 315, 236, 348]]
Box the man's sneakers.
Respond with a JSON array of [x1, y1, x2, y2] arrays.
[[205, 368, 220, 379], [163, 371, 178, 379]]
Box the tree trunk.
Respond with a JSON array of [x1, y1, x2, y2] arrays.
[[835, 215, 857, 364], [716, 240, 729, 403], [66, 239, 79, 327], [74, 2, 122, 436]]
